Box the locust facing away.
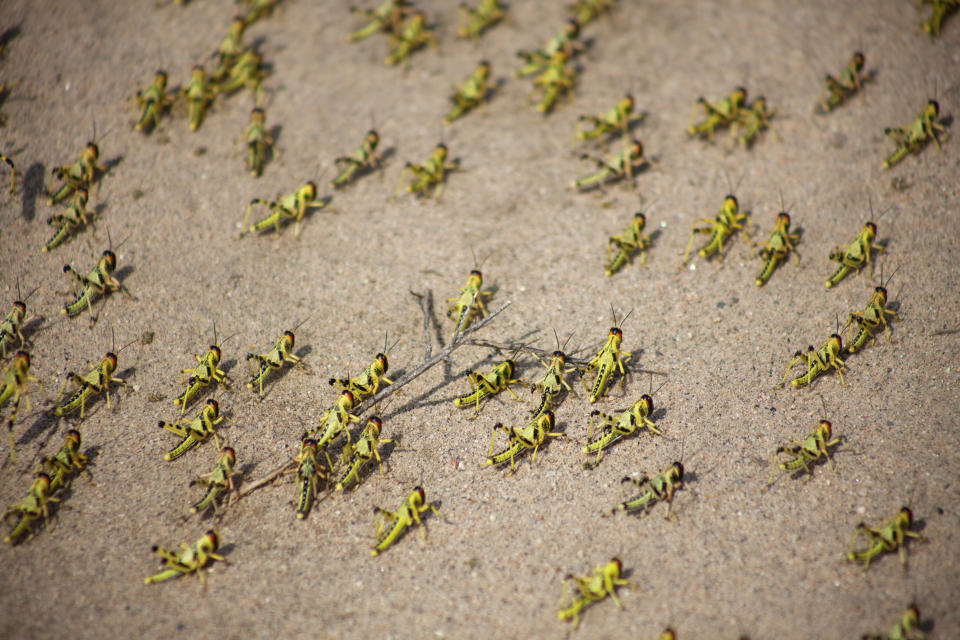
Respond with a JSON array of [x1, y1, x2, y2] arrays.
[[686, 87, 747, 142], [825, 221, 884, 289], [485, 411, 566, 473], [308, 389, 361, 469], [174, 326, 236, 414], [134, 70, 173, 133], [189, 446, 238, 515], [398, 142, 460, 199], [457, 0, 506, 40], [528, 334, 577, 419], [328, 335, 397, 403], [453, 358, 522, 417], [0, 280, 37, 358], [446, 269, 492, 336], [444, 60, 495, 124], [779, 333, 846, 388], [52, 334, 133, 420], [291, 436, 323, 519], [923, 0, 958, 36], [765, 419, 840, 488], [531, 50, 576, 114], [583, 387, 663, 469], [216, 49, 267, 95], [182, 65, 217, 132], [581, 309, 632, 403], [159, 398, 227, 461], [846, 277, 899, 354], [861, 604, 924, 640], [243, 107, 274, 177], [848, 507, 922, 569], [212, 16, 247, 81], [39, 429, 90, 492], [576, 94, 643, 141], [557, 558, 632, 629], [242, 181, 325, 238], [754, 199, 799, 286], [241, 0, 284, 26], [371, 486, 439, 556], [817, 52, 867, 114], [246, 324, 306, 396], [48, 140, 106, 206], [516, 19, 582, 77], [568, 0, 617, 25], [731, 95, 776, 149], [682, 194, 750, 265], [332, 129, 382, 188], [606, 211, 652, 275], [573, 140, 647, 190], [144, 529, 227, 585], [2, 351, 39, 460], [335, 416, 393, 491], [4, 472, 54, 544], [616, 461, 684, 516], [882, 100, 946, 169], [43, 188, 92, 252], [385, 12, 435, 67], [349, 1, 412, 42]]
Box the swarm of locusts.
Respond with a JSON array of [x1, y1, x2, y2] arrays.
[[3, 2, 951, 636]]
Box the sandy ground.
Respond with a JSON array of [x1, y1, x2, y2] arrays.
[[1, 0, 959, 638]]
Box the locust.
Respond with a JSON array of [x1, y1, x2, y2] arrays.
[[846, 275, 900, 354], [731, 95, 776, 149], [681, 193, 749, 265], [212, 16, 247, 81], [568, 0, 617, 25], [2, 351, 39, 460], [0, 279, 38, 358], [144, 529, 227, 585], [516, 19, 581, 77], [39, 429, 90, 492], [52, 333, 133, 420], [528, 332, 577, 419], [848, 507, 922, 569], [174, 325, 236, 414], [922, 0, 958, 36], [572, 140, 647, 190], [457, 0, 506, 40], [216, 49, 266, 95], [308, 389, 361, 470], [385, 12, 435, 67], [43, 188, 92, 252], [557, 558, 632, 629], [182, 65, 217, 132], [48, 140, 106, 206], [861, 604, 924, 640], [817, 52, 867, 114], [605, 211, 652, 275], [446, 268, 491, 336], [583, 383, 664, 469], [485, 411, 566, 473], [159, 398, 227, 461], [576, 94, 643, 141], [754, 195, 799, 286], [291, 436, 324, 519], [349, 1, 412, 42], [4, 472, 54, 544], [444, 60, 495, 124], [686, 87, 747, 142], [531, 50, 576, 114], [134, 70, 173, 133], [189, 446, 238, 515], [882, 100, 946, 170], [332, 129, 382, 188], [765, 419, 840, 488], [242, 107, 274, 177], [246, 322, 307, 396], [328, 334, 398, 403], [779, 333, 846, 388], [617, 461, 684, 516], [453, 359, 522, 417], [371, 486, 439, 556], [242, 182, 325, 238], [335, 416, 393, 491], [825, 220, 884, 289], [398, 142, 460, 199], [581, 308, 632, 403]]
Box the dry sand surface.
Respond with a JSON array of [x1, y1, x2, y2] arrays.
[[1, 0, 959, 638]]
